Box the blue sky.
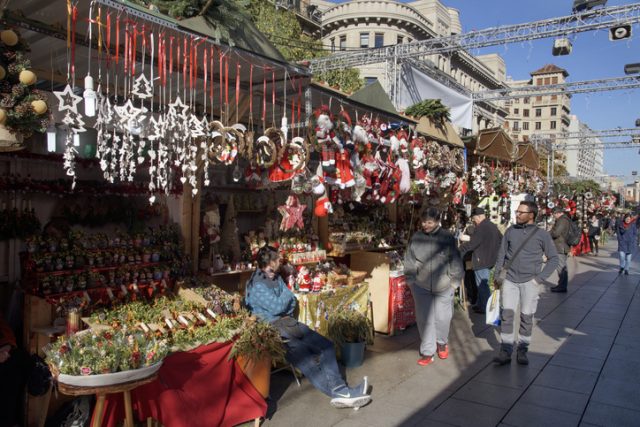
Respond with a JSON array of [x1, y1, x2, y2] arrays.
[[433, 0, 640, 180], [331, 0, 639, 179]]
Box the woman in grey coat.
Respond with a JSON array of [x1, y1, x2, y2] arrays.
[[404, 207, 464, 366]]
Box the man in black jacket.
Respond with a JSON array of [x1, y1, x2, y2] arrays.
[[550, 206, 571, 293], [459, 207, 503, 314]]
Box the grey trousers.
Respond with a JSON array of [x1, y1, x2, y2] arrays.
[[408, 284, 454, 357], [500, 278, 540, 353]]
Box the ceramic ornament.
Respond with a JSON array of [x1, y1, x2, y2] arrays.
[[54, 84, 83, 114], [131, 74, 153, 99]]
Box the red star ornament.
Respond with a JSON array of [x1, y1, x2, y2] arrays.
[[278, 195, 306, 231]]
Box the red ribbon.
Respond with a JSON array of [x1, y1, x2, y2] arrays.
[[124, 21, 129, 78], [249, 64, 254, 120], [262, 72, 267, 124], [203, 48, 207, 107], [210, 46, 214, 115], [169, 37, 174, 77], [271, 70, 276, 123], [115, 16, 120, 65], [297, 78, 302, 136], [182, 37, 187, 93], [225, 56, 229, 110], [235, 61, 241, 122], [219, 49, 223, 117], [106, 13, 111, 66], [71, 5, 77, 80], [132, 24, 138, 76]]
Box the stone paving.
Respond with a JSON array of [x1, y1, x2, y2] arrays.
[[262, 240, 640, 427]]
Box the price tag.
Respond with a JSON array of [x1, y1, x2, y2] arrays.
[[164, 317, 175, 329], [139, 322, 150, 333], [106, 288, 115, 301], [120, 285, 129, 296], [177, 315, 190, 326], [196, 312, 208, 323], [206, 308, 217, 319]]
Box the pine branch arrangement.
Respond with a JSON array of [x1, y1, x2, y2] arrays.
[[404, 99, 451, 125]]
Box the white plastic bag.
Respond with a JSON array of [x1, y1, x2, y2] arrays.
[[485, 289, 501, 326]]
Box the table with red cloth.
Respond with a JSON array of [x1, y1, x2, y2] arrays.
[[95, 341, 267, 427]]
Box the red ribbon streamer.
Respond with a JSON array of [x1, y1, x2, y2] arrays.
[[203, 48, 207, 107], [210, 46, 214, 115], [169, 37, 174, 77], [106, 13, 111, 66], [71, 5, 77, 80], [235, 61, 240, 122], [219, 50, 223, 118], [115, 16, 120, 65], [262, 72, 266, 123], [271, 70, 276, 122], [182, 37, 187, 93], [297, 78, 302, 136], [249, 64, 254, 119], [225, 56, 229, 109]]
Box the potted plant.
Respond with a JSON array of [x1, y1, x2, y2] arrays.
[[327, 309, 373, 368], [229, 316, 286, 399]]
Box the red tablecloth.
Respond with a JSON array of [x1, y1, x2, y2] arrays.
[[97, 342, 267, 427]]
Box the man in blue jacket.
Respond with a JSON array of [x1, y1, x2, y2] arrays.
[[459, 207, 503, 314], [493, 201, 559, 366], [245, 246, 371, 409]]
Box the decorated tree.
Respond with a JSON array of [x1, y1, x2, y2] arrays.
[[0, 29, 49, 147]]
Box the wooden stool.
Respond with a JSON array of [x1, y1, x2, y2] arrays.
[[57, 373, 158, 427]]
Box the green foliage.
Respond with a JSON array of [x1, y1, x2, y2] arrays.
[[314, 68, 364, 94], [327, 309, 373, 345], [229, 316, 286, 365], [554, 179, 602, 197], [404, 99, 451, 124], [130, 0, 250, 45]]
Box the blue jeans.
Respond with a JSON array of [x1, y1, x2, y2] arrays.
[[474, 268, 491, 310], [276, 320, 346, 397], [619, 251, 633, 271]]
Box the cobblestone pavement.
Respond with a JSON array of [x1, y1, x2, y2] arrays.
[[262, 240, 640, 427]]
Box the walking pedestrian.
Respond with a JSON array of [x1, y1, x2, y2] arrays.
[[616, 214, 638, 275], [549, 206, 571, 293], [459, 207, 503, 314], [245, 246, 371, 409], [404, 207, 464, 366], [588, 215, 601, 256], [493, 201, 559, 366]]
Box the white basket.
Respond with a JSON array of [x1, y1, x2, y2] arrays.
[[57, 361, 162, 388]]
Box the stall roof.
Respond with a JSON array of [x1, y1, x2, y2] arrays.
[[310, 82, 416, 125], [473, 128, 515, 162], [415, 117, 464, 147], [514, 142, 540, 170], [348, 81, 399, 118]]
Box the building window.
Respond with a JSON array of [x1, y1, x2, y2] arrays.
[[536, 96, 542, 101], [360, 32, 369, 48], [524, 97, 530, 104], [397, 35, 404, 44], [544, 77, 551, 85], [550, 121, 557, 129], [374, 33, 384, 48], [330, 37, 335, 53], [552, 76, 558, 84], [551, 95, 557, 100], [523, 122, 529, 130], [535, 108, 542, 117], [551, 107, 557, 116], [514, 98, 520, 104], [364, 77, 377, 86], [513, 121, 519, 131], [523, 109, 530, 117], [536, 78, 543, 85], [514, 108, 519, 115], [535, 122, 542, 130], [339, 35, 346, 51]]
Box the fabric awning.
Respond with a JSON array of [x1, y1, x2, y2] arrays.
[[474, 128, 515, 162], [514, 143, 540, 170], [415, 117, 464, 147]]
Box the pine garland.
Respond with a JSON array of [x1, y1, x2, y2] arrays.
[[404, 99, 451, 124]]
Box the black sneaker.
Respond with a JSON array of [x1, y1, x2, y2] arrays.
[[493, 349, 511, 365], [619, 268, 624, 274], [551, 287, 567, 293], [624, 270, 629, 275], [516, 350, 529, 365]]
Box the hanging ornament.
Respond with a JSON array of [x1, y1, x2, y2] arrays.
[[278, 195, 306, 232], [0, 29, 19, 46], [131, 74, 153, 99], [54, 85, 82, 114]]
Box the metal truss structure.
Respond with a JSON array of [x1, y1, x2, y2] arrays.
[[550, 128, 640, 140], [308, 2, 640, 72], [473, 76, 640, 101]]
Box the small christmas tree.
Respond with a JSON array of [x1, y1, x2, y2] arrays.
[[0, 28, 49, 143]]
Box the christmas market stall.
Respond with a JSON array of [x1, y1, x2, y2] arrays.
[[1, 0, 317, 425]]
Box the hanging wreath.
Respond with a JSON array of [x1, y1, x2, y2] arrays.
[[280, 137, 309, 174], [424, 141, 442, 170], [450, 148, 465, 173], [440, 145, 451, 169], [206, 121, 226, 164], [253, 135, 277, 168], [230, 123, 250, 160]]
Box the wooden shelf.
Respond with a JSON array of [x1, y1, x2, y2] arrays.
[[27, 261, 168, 277]]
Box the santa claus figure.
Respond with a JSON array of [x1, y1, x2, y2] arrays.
[[296, 266, 312, 292]]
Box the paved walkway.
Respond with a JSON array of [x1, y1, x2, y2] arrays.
[[263, 240, 640, 427]]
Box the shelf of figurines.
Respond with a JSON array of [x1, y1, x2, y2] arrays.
[[43, 282, 285, 386], [21, 226, 185, 300]]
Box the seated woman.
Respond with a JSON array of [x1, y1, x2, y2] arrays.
[[245, 246, 371, 409]]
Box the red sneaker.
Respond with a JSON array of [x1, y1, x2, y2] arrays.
[[437, 344, 449, 360], [417, 354, 434, 366]]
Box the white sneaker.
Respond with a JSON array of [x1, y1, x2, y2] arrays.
[[330, 378, 371, 409]]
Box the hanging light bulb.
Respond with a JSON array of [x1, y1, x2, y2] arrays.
[[73, 133, 80, 147], [46, 121, 57, 152], [83, 75, 97, 117], [232, 164, 242, 182]]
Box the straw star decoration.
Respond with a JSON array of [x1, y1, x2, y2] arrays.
[[278, 196, 306, 231]]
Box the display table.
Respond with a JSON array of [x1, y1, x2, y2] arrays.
[[96, 342, 267, 427], [295, 283, 370, 336]]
